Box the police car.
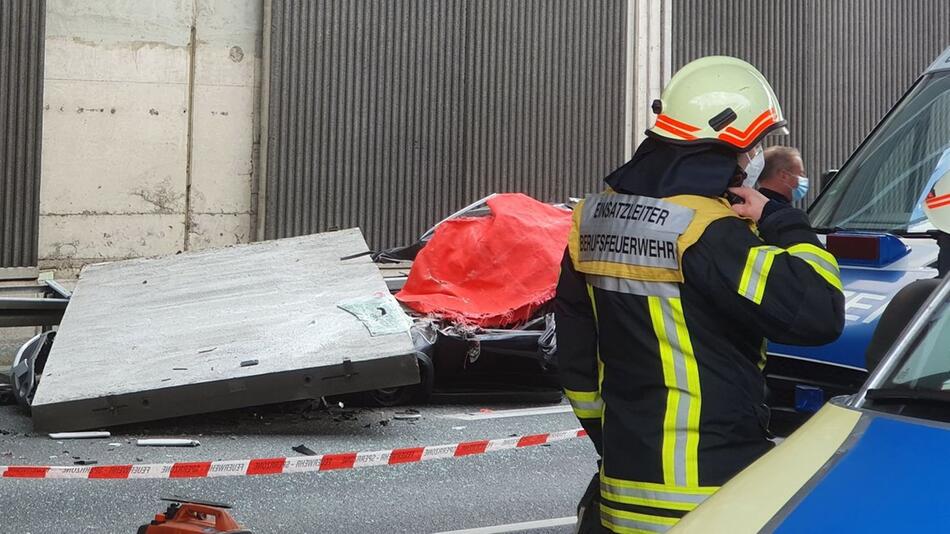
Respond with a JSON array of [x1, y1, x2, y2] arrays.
[[764, 45, 950, 432]]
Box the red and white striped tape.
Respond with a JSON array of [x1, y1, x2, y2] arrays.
[[1, 428, 586, 480]]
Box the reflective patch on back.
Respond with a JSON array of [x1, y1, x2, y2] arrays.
[[587, 274, 681, 298], [576, 193, 694, 270], [568, 192, 742, 283]]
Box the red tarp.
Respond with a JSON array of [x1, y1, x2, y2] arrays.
[[396, 193, 572, 327]]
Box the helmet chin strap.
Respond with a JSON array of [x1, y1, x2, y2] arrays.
[[730, 168, 747, 189]]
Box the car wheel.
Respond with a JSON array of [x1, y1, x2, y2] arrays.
[[365, 352, 434, 407]]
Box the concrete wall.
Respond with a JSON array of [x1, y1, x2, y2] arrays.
[[261, 0, 672, 250], [39, 0, 262, 276], [37, 0, 670, 274]]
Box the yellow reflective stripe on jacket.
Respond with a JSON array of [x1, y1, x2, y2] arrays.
[[670, 297, 701, 487], [600, 477, 714, 512], [647, 296, 701, 488], [649, 296, 678, 486], [600, 503, 679, 533], [787, 243, 843, 291], [586, 284, 606, 397], [737, 245, 783, 304], [601, 472, 719, 496], [565, 389, 604, 419], [587, 283, 600, 324], [580, 284, 604, 424]]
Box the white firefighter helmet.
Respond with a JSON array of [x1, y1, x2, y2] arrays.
[[924, 174, 950, 233], [647, 56, 788, 151]]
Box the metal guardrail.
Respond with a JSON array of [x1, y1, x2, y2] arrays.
[[0, 280, 71, 328]]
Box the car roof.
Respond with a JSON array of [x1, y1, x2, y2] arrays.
[[925, 46, 950, 74]]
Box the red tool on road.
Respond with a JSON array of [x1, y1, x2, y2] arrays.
[[137, 497, 251, 533]]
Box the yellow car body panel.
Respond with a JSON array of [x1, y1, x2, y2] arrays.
[[671, 403, 862, 533]]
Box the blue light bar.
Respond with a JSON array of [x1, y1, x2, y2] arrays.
[[825, 232, 910, 267]]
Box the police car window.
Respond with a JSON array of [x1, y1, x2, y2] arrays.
[[811, 72, 950, 232], [886, 301, 950, 390]]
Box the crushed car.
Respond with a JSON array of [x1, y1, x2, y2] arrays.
[[364, 193, 571, 406]]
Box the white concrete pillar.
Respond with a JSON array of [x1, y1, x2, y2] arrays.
[[624, 0, 673, 160]]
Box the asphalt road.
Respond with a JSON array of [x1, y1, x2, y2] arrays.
[[0, 399, 597, 533]]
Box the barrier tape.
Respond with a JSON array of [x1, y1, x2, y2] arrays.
[[0, 428, 586, 480]]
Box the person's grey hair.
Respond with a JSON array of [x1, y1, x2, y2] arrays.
[[758, 146, 801, 184]]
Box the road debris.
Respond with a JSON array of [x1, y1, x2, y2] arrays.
[[136, 438, 200, 447], [292, 444, 319, 456], [331, 410, 359, 423], [240, 359, 258, 367], [73, 459, 97, 465], [394, 409, 421, 421], [49, 431, 110, 440]]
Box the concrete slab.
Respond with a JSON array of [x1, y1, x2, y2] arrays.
[[31, 229, 419, 431]]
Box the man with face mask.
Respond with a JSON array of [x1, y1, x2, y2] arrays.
[[756, 146, 809, 204], [556, 56, 845, 533]]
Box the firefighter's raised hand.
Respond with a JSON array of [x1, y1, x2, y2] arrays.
[[727, 187, 769, 222]]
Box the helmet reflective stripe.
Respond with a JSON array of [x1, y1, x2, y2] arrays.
[[647, 56, 787, 150], [924, 174, 950, 233], [717, 108, 781, 147], [654, 114, 701, 140]]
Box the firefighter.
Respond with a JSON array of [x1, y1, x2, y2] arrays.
[[556, 56, 845, 533]]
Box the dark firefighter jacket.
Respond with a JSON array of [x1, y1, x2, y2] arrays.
[[555, 138, 845, 533]]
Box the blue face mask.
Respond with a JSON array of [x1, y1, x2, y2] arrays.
[[793, 175, 809, 201]]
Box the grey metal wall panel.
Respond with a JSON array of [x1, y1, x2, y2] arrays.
[[0, 0, 44, 268], [673, 0, 950, 206], [265, 0, 626, 249]]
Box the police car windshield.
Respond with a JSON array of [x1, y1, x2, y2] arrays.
[[810, 71, 950, 233]]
